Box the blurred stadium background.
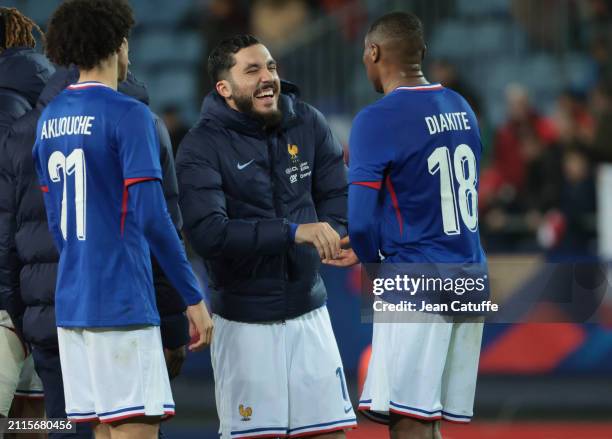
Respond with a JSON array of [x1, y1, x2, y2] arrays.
[[5, 0, 612, 437]]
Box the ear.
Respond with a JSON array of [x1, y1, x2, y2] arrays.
[[119, 37, 128, 53], [369, 43, 380, 64], [215, 79, 232, 98]]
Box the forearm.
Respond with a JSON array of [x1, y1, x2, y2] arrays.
[[131, 181, 203, 305], [185, 213, 292, 258], [348, 184, 381, 263]]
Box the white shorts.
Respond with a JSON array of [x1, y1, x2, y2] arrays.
[[57, 325, 174, 423], [0, 311, 44, 416], [358, 312, 484, 424], [14, 355, 44, 399], [211, 306, 357, 439]]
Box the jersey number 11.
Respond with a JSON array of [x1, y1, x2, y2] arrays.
[[48, 148, 87, 241]]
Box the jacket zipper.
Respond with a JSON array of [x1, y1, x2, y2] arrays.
[[266, 134, 289, 319]]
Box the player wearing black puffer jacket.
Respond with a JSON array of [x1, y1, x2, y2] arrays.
[[0, 6, 54, 422]]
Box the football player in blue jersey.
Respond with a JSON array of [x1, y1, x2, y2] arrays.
[[32, 1, 212, 438], [325, 12, 487, 439]]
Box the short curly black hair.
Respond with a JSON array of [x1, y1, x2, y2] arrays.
[[46, 0, 134, 70], [367, 12, 425, 59], [208, 34, 260, 83]]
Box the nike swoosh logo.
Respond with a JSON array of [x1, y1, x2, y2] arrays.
[[344, 406, 353, 414], [237, 160, 254, 170]]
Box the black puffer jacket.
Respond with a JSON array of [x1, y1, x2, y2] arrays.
[[177, 82, 347, 322], [0, 68, 187, 348], [0, 47, 54, 134], [0, 47, 54, 328], [0, 67, 72, 342]]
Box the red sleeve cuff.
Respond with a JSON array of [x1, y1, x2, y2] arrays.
[[124, 177, 158, 187], [40, 185, 49, 193], [352, 181, 382, 190]]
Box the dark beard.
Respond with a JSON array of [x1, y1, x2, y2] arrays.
[[233, 93, 283, 128]]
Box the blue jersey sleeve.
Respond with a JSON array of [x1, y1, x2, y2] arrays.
[[347, 107, 396, 263], [348, 108, 395, 184], [130, 180, 203, 306], [348, 184, 381, 263], [115, 103, 163, 181]]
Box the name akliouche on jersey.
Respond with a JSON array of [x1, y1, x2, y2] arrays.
[[41, 116, 96, 140], [425, 111, 471, 135]]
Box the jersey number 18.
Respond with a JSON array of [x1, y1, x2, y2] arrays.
[[427, 144, 478, 235]]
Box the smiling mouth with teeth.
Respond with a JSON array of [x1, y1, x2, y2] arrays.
[[255, 88, 275, 98]]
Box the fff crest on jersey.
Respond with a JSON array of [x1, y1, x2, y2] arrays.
[[239, 404, 252, 421], [288, 143, 300, 162]]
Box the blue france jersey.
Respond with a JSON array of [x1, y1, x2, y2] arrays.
[[33, 81, 163, 327], [348, 84, 486, 264]]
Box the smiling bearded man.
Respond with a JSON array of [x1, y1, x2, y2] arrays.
[[176, 34, 355, 439]]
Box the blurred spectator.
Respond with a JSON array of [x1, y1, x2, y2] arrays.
[[160, 105, 189, 157], [480, 82, 604, 253], [520, 130, 562, 214], [481, 84, 557, 206], [250, 0, 312, 51], [480, 85, 562, 251], [187, 0, 251, 98], [553, 90, 596, 147], [538, 147, 597, 253]]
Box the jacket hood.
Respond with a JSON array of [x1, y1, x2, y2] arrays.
[[0, 47, 55, 107], [37, 65, 79, 108], [199, 80, 300, 137], [118, 71, 150, 105]]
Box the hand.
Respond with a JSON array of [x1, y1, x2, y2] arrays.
[[322, 248, 360, 267], [185, 301, 214, 352], [164, 346, 187, 380], [295, 222, 340, 260]]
